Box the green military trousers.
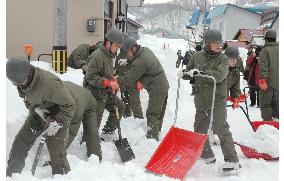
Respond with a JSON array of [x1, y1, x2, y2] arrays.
[[194, 108, 239, 163], [146, 91, 168, 140], [69, 105, 102, 160], [7, 113, 70, 176], [259, 88, 279, 120], [121, 83, 143, 119], [96, 94, 125, 133]]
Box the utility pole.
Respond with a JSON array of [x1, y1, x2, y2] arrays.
[[52, 0, 67, 74], [203, 0, 207, 36]]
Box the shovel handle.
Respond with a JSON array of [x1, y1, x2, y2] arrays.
[[112, 94, 123, 142], [31, 134, 46, 175], [227, 104, 256, 132]]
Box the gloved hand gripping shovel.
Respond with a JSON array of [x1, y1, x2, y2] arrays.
[[112, 94, 136, 162], [145, 74, 216, 180]]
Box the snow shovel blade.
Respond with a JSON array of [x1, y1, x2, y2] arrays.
[[251, 121, 279, 130], [145, 126, 208, 180], [114, 138, 135, 162], [234, 142, 279, 160]]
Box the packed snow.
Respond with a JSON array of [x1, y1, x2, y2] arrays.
[[238, 125, 279, 158], [6, 34, 278, 180]]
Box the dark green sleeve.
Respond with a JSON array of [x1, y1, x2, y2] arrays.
[[230, 75, 241, 99], [85, 55, 105, 88], [259, 48, 269, 79], [237, 57, 245, 74], [118, 58, 147, 86]]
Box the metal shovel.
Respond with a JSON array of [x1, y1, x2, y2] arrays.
[[113, 96, 135, 162]]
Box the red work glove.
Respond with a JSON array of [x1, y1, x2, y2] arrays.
[[102, 79, 111, 87], [109, 79, 120, 94], [259, 79, 268, 91], [136, 81, 143, 92], [232, 98, 240, 109]]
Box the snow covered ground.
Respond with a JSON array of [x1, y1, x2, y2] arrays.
[[6, 34, 278, 181]]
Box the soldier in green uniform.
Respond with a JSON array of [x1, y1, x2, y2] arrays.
[[6, 58, 102, 176], [118, 37, 169, 141], [178, 29, 240, 173], [258, 30, 279, 120], [225, 47, 241, 109], [115, 33, 144, 119], [83, 29, 125, 141], [67, 44, 98, 74]]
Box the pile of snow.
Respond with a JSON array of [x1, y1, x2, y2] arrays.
[[6, 34, 278, 181], [238, 125, 279, 157]]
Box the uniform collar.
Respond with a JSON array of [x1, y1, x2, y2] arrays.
[[99, 44, 115, 58], [21, 67, 40, 93], [132, 46, 143, 60], [203, 47, 221, 58]]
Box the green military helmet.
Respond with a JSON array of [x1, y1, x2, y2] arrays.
[[225, 47, 239, 59], [204, 29, 222, 43], [122, 37, 137, 52], [265, 30, 277, 39], [122, 32, 128, 40], [6, 58, 31, 86], [105, 29, 124, 45]]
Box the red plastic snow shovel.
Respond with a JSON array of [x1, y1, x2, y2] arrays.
[[234, 142, 279, 160], [229, 105, 279, 160], [145, 74, 216, 180], [242, 86, 279, 131]]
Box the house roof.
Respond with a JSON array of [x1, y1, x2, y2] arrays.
[[207, 4, 228, 19], [233, 29, 266, 42], [244, 2, 279, 14], [202, 11, 210, 25], [203, 3, 259, 24], [188, 9, 200, 27], [127, 18, 143, 28]]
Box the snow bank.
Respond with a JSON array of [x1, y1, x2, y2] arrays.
[[238, 125, 279, 157]]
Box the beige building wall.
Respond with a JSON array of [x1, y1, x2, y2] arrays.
[[7, 0, 108, 61]]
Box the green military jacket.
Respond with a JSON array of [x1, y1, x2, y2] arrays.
[[259, 42, 279, 89], [18, 67, 76, 125], [227, 67, 240, 99], [63, 81, 96, 119], [68, 44, 90, 69], [185, 49, 229, 111], [84, 44, 115, 100], [118, 46, 169, 94]]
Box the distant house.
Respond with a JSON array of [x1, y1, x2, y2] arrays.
[[233, 29, 266, 42], [271, 14, 279, 41], [203, 3, 261, 41], [6, 0, 144, 60], [257, 8, 279, 41], [127, 13, 143, 40], [227, 29, 265, 48]]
